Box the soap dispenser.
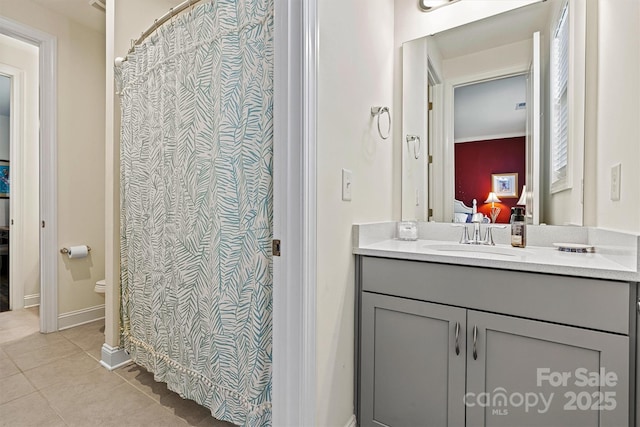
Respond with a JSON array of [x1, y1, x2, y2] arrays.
[[510, 207, 526, 248]]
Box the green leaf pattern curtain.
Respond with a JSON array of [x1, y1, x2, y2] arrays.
[[116, 1, 273, 425]]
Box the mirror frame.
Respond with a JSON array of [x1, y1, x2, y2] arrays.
[[400, 0, 588, 226]]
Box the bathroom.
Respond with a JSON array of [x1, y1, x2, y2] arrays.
[[0, 0, 639, 426], [319, 0, 639, 425]]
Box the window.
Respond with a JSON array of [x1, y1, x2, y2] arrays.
[[550, 2, 569, 189]]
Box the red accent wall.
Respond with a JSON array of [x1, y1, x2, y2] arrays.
[[454, 137, 525, 223]]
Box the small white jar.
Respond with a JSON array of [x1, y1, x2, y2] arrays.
[[397, 221, 418, 241]]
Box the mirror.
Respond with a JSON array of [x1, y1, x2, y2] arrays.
[[401, 0, 587, 225]]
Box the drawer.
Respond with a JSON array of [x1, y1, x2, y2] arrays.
[[360, 256, 632, 335]]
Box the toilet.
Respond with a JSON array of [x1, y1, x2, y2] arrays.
[[95, 279, 106, 295]]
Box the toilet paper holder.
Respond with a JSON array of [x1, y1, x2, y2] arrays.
[[60, 246, 92, 254]]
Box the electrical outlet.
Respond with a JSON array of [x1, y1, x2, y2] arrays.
[[342, 169, 352, 201], [610, 163, 621, 201]]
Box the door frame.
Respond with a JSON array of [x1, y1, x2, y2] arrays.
[[272, 0, 318, 424], [0, 17, 58, 333]]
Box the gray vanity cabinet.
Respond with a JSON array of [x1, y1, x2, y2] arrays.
[[357, 256, 633, 427], [360, 292, 467, 427], [466, 310, 629, 427]]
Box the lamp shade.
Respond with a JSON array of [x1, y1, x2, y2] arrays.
[[484, 192, 501, 204], [517, 185, 527, 205]]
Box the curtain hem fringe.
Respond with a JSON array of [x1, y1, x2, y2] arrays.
[[123, 331, 272, 418]]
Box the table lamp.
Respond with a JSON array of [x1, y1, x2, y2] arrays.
[[484, 192, 502, 223]]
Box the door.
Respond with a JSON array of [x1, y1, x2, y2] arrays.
[[360, 292, 466, 427], [526, 31, 541, 224], [402, 37, 429, 221], [466, 310, 629, 427]]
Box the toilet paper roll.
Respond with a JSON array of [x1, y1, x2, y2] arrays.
[[68, 245, 89, 259]]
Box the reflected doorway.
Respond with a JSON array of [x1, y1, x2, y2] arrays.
[[453, 74, 527, 223], [0, 34, 41, 315]]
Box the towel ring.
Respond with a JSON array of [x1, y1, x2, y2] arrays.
[[406, 135, 421, 159], [371, 106, 391, 140]]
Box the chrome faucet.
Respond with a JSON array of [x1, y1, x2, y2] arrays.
[[470, 201, 485, 244], [457, 199, 505, 246]]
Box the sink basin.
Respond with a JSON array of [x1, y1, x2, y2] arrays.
[[422, 243, 530, 257]]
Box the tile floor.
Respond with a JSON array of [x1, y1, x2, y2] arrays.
[[0, 307, 236, 427]]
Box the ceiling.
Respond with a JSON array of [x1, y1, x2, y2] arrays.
[[454, 74, 527, 143], [31, 0, 105, 33], [433, 0, 552, 60]]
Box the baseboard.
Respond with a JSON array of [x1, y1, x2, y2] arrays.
[[57, 304, 105, 330], [23, 294, 40, 308], [344, 414, 357, 427], [100, 343, 131, 371]]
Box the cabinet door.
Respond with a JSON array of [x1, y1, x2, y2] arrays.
[[360, 292, 466, 427], [466, 310, 629, 427]]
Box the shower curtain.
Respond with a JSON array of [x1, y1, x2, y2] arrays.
[[116, 1, 273, 425]]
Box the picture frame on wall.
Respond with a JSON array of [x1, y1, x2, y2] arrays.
[[0, 160, 9, 198], [492, 173, 518, 198]]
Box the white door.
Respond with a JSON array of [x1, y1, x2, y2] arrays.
[[402, 37, 429, 221], [526, 31, 541, 224]]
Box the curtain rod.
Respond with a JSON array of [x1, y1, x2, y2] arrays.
[[116, 0, 206, 63]]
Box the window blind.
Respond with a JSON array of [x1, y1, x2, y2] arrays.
[[551, 2, 569, 186]]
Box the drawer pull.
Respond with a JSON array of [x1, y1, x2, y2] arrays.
[[455, 322, 460, 356], [473, 325, 478, 360]]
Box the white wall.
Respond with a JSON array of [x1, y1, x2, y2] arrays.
[[594, 0, 640, 232], [317, 0, 395, 424], [0, 0, 107, 317], [0, 33, 40, 301], [582, 0, 599, 226], [114, 0, 182, 52]]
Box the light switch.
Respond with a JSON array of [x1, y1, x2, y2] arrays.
[[342, 169, 352, 201], [610, 163, 621, 201]]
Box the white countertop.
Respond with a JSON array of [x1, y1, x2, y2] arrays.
[[353, 223, 640, 282]]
